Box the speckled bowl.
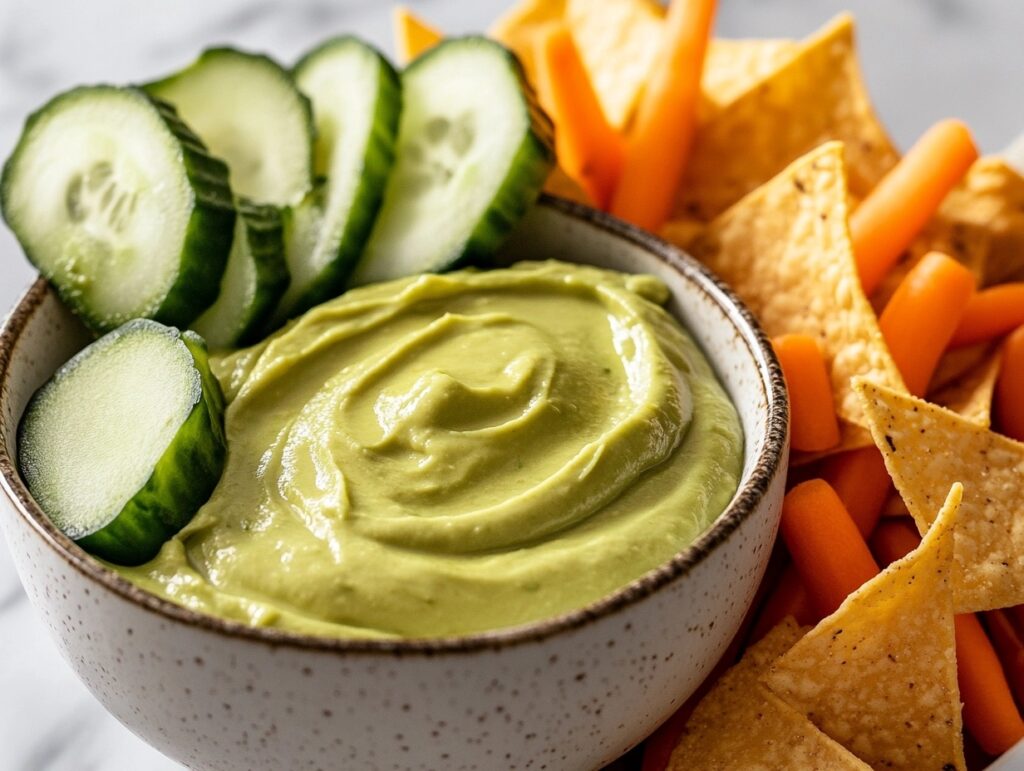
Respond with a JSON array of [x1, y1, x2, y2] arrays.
[[0, 196, 788, 771]]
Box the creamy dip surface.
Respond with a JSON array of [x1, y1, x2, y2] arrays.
[[117, 261, 743, 638]]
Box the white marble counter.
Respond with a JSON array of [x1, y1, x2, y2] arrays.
[[1, 1, 1023, 768]]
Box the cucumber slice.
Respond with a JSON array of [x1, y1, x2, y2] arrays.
[[0, 86, 235, 332], [17, 320, 227, 566], [349, 37, 554, 287], [148, 47, 314, 207], [269, 37, 401, 322], [191, 199, 288, 349]]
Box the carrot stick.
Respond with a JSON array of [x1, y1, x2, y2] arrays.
[[610, 0, 716, 230], [1009, 606, 1024, 640], [984, 610, 1024, 711], [952, 284, 1024, 348], [771, 335, 840, 452], [535, 27, 625, 210], [821, 446, 892, 537], [996, 326, 1024, 442], [873, 521, 1024, 755], [779, 480, 879, 617], [851, 119, 978, 296], [392, 6, 443, 64], [869, 519, 925, 566], [748, 565, 816, 643], [956, 614, 1024, 756], [878, 251, 976, 396]]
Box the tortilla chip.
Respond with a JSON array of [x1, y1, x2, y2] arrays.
[[767, 485, 965, 771], [930, 349, 1001, 428], [701, 38, 798, 116], [688, 142, 906, 448], [669, 619, 870, 770], [952, 158, 1024, 285], [856, 379, 1024, 611], [676, 14, 899, 222], [565, 0, 664, 130], [489, 0, 567, 84]]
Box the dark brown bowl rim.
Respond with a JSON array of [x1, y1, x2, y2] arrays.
[[0, 195, 789, 656]]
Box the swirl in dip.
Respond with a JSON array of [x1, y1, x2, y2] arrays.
[[118, 261, 743, 638]]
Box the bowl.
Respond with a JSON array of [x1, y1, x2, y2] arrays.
[[0, 195, 788, 771]]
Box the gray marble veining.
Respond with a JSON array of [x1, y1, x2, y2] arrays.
[[1, 1, 1022, 769]]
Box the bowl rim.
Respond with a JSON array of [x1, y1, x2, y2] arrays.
[[0, 194, 789, 656]]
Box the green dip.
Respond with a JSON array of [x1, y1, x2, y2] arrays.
[[117, 261, 743, 638]]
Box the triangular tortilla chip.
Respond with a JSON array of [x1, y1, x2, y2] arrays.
[[930, 348, 1001, 428], [392, 7, 443, 64], [687, 142, 906, 450], [676, 14, 898, 222], [700, 38, 797, 117], [565, 0, 664, 130], [669, 619, 870, 770], [767, 485, 965, 771], [856, 380, 1024, 611]]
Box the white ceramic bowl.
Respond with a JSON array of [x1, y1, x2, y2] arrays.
[[0, 196, 788, 770]]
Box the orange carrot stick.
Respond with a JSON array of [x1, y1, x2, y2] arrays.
[[956, 614, 1024, 756], [821, 446, 892, 537], [869, 519, 925, 566], [851, 119, 978, 296], [610, 0, 716, 230], [952, 284, 1024, 348], [779, 480, 879, 617], [535, 27, 626, 210], [873, 522, 1024, 755], [771, 334, 840, 452], [392, 6, 443, 64], [984, 609, 1024, 711], [878, 251, 976, 396], [996, 326, 1024, 442], [748, 565, 816, 644]]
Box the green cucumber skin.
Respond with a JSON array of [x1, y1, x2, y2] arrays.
[[348, 38, 556, 287], [147, 47, 315, 207], [0, 87, 236, 334], [279, 37, 401, 319], [73, 327, 227, 566], [148, 96, 236, 330], [233, 200, 290, 347], [417, 38, 554, 270]]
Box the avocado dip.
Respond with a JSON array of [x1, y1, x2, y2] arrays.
[[117, 261, 743, 638]]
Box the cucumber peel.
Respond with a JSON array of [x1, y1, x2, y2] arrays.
[[17, 320, 227, 565]]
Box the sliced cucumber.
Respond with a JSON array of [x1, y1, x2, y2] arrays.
[[148, 48, 314, 207], [17, 320, 227, 566], [349, 37, 554, 287], [0, 86, 235, 332], [269, 37, 401, 322], [191, 199, 288, 349]]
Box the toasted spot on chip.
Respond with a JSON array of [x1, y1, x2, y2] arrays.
[[767, 485, 965, 771], [565, 0, 664, 130], [676, 13, 899, 222], [687, 141, 906, 451], [856, 380, 1024, 611], [930, 348, 1001, 428], [669, 618, 870, 770]]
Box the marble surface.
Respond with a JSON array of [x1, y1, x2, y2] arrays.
[[1, 1, 1023, 768]]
